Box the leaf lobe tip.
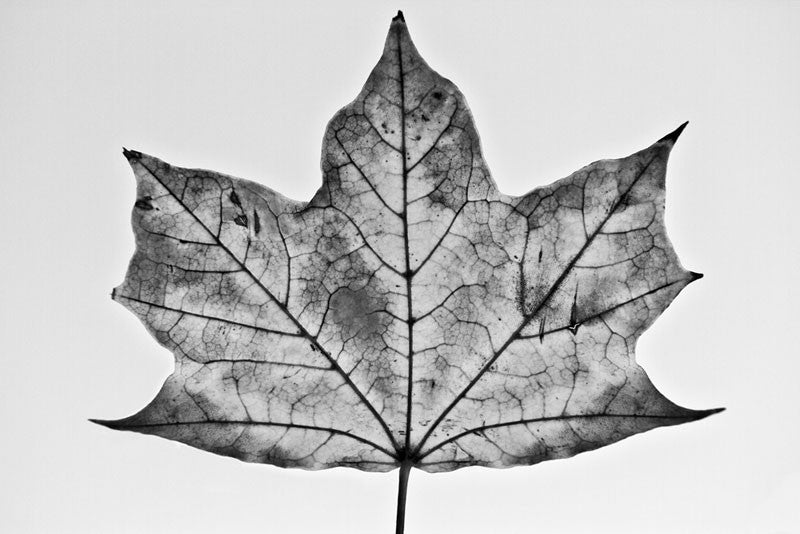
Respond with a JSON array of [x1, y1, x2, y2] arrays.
[[122, 147, 142, 160], [658, 121, 689, 145]]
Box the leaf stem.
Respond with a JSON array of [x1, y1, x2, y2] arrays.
[[395, 461, 412, 534]]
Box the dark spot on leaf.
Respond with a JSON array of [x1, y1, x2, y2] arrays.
[[568, 286, 581, 335], [433, 91, 443, 100], [134, 197, 154, 210], [330, 287, 390, 341], [234, 214, 248, 227], [229, 190, 242, 207], [538, 248, 543, 262], [253, 210, 261, 234], [415, 135, 422, 141], [617, 190, 631, 209]]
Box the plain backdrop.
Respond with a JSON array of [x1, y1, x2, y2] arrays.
[[1, 1, 798, 533]]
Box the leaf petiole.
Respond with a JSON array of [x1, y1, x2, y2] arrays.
[[395, 461, 412, 534]]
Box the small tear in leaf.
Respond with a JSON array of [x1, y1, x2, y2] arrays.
[[568, 285, 581, 335]]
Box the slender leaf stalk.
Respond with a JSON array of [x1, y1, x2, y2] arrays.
[[395, 461, 412, 534]]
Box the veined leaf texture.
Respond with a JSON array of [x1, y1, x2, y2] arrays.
[[96, 11, 721, 533]]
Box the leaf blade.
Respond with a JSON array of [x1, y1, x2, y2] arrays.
[[100, 17, 721, 477]]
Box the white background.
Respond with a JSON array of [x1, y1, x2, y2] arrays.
[[1, 1, 798, 533]]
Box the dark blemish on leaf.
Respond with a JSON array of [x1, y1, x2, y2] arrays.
[[516, 268, 529, 315], [422, 114, 430, 122], [567, 286, 581, 335], [229, 190, 242, 208], [234, 214, 248, 227], [433, 91, 443, 100], [253, 210, 261, 234], [309, 343, 317, 352], [415, 135, 422, 141], [330, 287, 389, 339], [617, 190, 631, 210], [134, 196, 154, 210], [253, 210, 261, 235], [539, 316, 546, 342], [538, 248, 543, 262]]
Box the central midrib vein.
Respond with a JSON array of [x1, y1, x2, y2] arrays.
[[398, 30, 414, 458]]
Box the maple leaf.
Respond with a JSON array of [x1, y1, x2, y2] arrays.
[[94, 11, 722, 533]]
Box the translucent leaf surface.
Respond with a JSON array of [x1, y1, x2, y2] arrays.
[[96, 13, 720, 477]]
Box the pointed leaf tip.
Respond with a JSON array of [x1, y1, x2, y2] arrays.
[[393, 10, 405, 23], [689, 271, 704, 282], [699, 407, 726, 419], [680, 407, 725, 423], [90, 418, 133, 431], [658, 121, 689, 145], [122, 147, 142, 160], [89, 418, 113, 428]]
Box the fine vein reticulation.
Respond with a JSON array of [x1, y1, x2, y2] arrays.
[[96, 13, 720, 479]]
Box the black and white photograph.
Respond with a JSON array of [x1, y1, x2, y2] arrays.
[[1, 2, 797, 533]]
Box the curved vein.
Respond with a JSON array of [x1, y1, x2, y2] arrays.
[[104, 419, 398, 460], [417, 412, 710, 461]]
